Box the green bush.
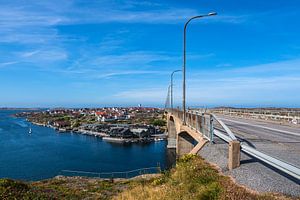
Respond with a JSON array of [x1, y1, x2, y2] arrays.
[[151, 119, 166, 126]]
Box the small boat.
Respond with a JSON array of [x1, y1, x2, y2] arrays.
[[29, 127, 32, 134]]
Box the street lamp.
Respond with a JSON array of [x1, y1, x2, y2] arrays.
[[170, 69, 181, 109], [165, 85, 172, 109], [182, 12, 217, 125]]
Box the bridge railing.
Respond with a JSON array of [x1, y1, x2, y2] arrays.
[[167, 108, 237, 142], [188, 111, 212, 141], [166, 108, 300, 180]]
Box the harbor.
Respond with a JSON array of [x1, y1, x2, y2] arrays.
[[0, 109, 167, 181]]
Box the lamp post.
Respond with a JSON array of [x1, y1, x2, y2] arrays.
[[170, 69, 181, 109], [182, 12, 217, 125], [165, 85, 171, 109]]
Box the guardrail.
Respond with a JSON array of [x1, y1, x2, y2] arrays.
[[166, 108, 300, 180], [60, 166, 161, 179], [241, 145, 300, 180]]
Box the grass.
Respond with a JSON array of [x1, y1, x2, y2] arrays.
[[0, 155, 297, 200], [0, 177, 127, 200], [115, 154, 294, 200]]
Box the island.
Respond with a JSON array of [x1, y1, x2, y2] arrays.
[[15, 107, 167, 143]]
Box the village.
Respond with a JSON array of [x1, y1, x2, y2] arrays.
[[15, 106, 167, 143]]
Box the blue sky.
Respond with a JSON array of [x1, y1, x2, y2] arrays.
[[0, 0, 300, 108]]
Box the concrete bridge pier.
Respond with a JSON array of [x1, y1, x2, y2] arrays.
[[167, 116, 177, 148], [176, 131, 195, 157], [166, 148, 176, 169]]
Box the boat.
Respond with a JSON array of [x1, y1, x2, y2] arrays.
[[154, 138, 164, 142], [28, 127, 32, 134], [102, 137, 126, 144]]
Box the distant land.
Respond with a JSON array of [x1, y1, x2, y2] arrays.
[[0, 107, 42, 110], [1, 106, 300, 110], [212, 106, 300, 110]]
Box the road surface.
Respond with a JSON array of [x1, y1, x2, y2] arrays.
[[215, 114, 300, 167]]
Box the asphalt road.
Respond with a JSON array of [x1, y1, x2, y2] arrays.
[[215, 114, 300, 167]]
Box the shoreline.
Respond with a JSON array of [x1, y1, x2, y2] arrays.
[[28, 120, 167, 144]]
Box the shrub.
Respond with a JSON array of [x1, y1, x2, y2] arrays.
[[151, 119, 166, 126]]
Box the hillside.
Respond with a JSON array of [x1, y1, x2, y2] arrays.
[[0, 155, 295, 200]]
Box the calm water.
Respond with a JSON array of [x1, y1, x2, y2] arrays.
[[0, 110, 167, 181]]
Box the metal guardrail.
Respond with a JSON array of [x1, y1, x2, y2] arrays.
[[213, 129, 232, 143], [215, 128, 300, 180], [211, 114, 237, 141], [241, 145, 300, 180], [61, 166, 161, 179], [167, 109, 300, 180]]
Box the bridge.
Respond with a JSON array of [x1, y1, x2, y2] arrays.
[[165, 108, 300, 180], [161, 13, 300, 191]]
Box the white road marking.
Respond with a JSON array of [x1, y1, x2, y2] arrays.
[[219, 118, 300, 137]]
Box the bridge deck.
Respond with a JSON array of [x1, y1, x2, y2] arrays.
[[217, 114, 300, 167]]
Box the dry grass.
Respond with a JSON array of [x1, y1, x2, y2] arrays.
[[0, 155, 297, 200], [114, 154, 295, 200]]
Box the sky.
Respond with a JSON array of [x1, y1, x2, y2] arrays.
[[0, 0, 300, 108]]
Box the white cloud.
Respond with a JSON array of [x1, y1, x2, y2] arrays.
[[0, 7, 63, 28], [0, 61, 19, 68], [92, 51, 174, 67], [0, 28, 58, 44], [99, 38, 125, 52], [208, 15, 249, 24], [23, 49, 67, 61], [63, 51, 177, 78], [191, 59, 300, 79], [95, 70, 165, 79], [21, 50, 41, 58], [0, 1, 247, 30], [231, 59, 300, 74]]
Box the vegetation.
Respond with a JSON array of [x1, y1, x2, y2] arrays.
[[150, 119, 166, 127], [115, 154, 292, 200], [0, 177, 127, 200], [0, 155, 294, 200]]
